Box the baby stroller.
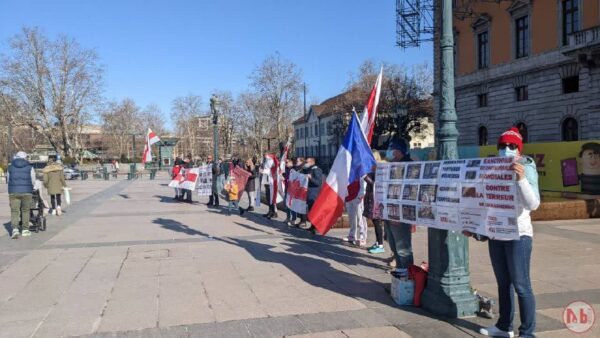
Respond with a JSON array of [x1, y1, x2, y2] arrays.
[[27, 182, 47, 232]]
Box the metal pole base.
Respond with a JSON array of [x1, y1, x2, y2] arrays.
[[421, 228, 478, 318]]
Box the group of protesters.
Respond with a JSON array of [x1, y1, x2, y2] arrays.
[[168, 125, 540, 338]]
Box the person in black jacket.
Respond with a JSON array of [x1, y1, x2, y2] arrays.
[[384, 139, 414, 271], [207, 155, 221, 207], [240, 158, 258, 215], [297, 157, 323, 234]]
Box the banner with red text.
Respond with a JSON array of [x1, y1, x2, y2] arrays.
[[374, 157, 519, 240]]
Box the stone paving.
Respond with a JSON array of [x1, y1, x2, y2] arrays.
[[0, 174, 598, 337]]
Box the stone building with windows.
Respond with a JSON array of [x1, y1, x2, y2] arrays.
[[436, 0, 600, 146]]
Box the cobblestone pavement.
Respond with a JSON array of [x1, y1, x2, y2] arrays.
[[0, 175, 598, 337]]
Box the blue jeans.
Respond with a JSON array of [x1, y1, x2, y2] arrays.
[[384, 222, 413, 269], [227, 200, 238, 213], [488, 236, 536, 338]]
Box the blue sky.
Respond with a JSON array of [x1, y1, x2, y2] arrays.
[[0, 0, 432, 129]]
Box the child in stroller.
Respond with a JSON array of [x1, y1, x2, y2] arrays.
[[28, 180, 47, 232]]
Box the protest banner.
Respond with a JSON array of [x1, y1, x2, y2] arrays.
[[374, 156, 519, 240], [286, 169, 308, 214], [179, 168, 200, 191], [197, 165, 212, 196], [232, 166, 251, 195]]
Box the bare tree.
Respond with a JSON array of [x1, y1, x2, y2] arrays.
[[140, 103, 167, 136], [0, 27, 103, 159], [101, 98, 142, 159], [171, 94, 203, 158], [249, 53, 302, 144], [237, 91, 272, 156]]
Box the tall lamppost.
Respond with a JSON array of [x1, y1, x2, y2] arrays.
[[420, 0, 477, 318], [210, 94, 220, 160]]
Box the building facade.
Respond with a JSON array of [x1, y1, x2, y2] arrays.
[[435, 0, 600, 146]]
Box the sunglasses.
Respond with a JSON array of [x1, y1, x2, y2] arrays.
[[498, 143, 518, 150]]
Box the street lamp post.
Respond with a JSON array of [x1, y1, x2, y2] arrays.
[[420, 0, 477, 318], [210, 94, 219, 160]]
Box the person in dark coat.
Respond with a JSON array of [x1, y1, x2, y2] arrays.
[[207, 155, 220, 207], [8, 151, 36, 239], [298, 157, 322, 234], [384, 139, 414, 270], [240, 158, 258, 215]]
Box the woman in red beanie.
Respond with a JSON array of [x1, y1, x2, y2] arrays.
[[466, 126, 540, 338]]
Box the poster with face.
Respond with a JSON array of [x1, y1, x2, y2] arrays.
[[418, 184, 438, 204], [405, 163, 423, 180], [389, 163, 406, 181], [402, 204, 417, 222], [579, 142, 600, 195], [417, 205, 436, 226], [422, 161, 441, 180], [387, 203, 401, 221], [387, 184, 403, 200], [402, 184, 419, 201], [373, 182, 387, 219]]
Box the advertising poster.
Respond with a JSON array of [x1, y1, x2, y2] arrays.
[[480, 140, 600, 196]]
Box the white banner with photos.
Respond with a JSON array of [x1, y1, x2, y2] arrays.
[[373, 157, 520, 240], [196, 165, 213, 196]]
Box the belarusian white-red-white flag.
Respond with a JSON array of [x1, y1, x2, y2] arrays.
[[142, 128, 161, 163], [359, 67, 383, 144]]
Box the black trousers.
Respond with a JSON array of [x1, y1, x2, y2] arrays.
[[51, 194, 62, 209], [373, 219, 384, 245], [182, 189, 192, 201], [209, 192, 220, 206], [264, 185, 275, 214]]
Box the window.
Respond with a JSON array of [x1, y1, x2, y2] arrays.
[[320, 123, 325, 136], [562, 75, 579, 93], [515, 86, 528, 101], [478, 126, 488, 146], [477, 31, 489, 69], [314, 123, 319, 136], [515, 16, 529, 58], [516, 122, 528, 143], [478, 93, 488, 107], [562, 0, 579, 45], [562, 117, 579, 141]]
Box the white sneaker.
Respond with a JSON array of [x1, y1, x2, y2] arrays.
[[21, 230, 31, 237], [11, 229, 20, 239], [342, 236, 355, 242], [56, 206, 62, 216], [479, 326, 514, 338]]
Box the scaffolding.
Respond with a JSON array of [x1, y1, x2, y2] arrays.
[[396, 0, 511, 48]]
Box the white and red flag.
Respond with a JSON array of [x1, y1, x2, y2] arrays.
[[142, 128, 161, 163], [175, 167, 200, 190], [286, 169, 308, 214], [261, 154, 280, 205], [359, 67, 383, 144], [277, 137, 292, 201]]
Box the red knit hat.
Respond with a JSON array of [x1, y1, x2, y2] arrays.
[[497, 127, 523, 152]]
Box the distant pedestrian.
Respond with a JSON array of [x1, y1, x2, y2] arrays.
[[43, 159, 67, 216], [470, 127, 540, 338], [181, 157, 193, 203], [172, 157, 183, 201], [261, 154, 279, 219], [7, 151, 35, 239], [288, 157, 305, 227]]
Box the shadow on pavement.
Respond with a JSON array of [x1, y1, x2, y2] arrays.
[[3, 221, 12, 236], [152, 217, 211, 237]]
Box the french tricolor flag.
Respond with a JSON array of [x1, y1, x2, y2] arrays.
[[308, 112, 376, 235]]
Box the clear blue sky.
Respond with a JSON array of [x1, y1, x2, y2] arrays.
[[0, 0, 432, 129]]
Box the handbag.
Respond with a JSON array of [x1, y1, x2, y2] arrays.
[[63, 187, 71, 205]]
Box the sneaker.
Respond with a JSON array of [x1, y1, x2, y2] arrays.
[[299, 223, 312, 230], [56, 206, 62, 216], [356, 240, 367, 247], [21, 230, 31, 237], [342, 236, 355, 242], [247, 206, 255, 212], [367, 243, 379, 250], [368, 246, 385, 254], [479, 326, 514, 338], [286, 221, 294, 227], [11, 229, 20, 239]]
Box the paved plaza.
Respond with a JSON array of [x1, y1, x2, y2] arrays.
[[0, 175, 598, 337]]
